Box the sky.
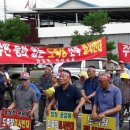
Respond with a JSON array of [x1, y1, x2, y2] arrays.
[[1, 0, 130, 20]]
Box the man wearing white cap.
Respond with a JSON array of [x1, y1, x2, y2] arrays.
[[112, 66, 122, 87], [92, 73, 122, 130]]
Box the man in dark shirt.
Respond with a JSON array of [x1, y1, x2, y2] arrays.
[[35, 65, 52, 127], [46, 70, 85, 118], [81, 66, 99, 114]]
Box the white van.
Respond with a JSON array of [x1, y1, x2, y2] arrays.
[[53, 58, 118, 81]]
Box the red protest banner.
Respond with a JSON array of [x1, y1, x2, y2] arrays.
[[0, 37, 106, 64], [118, 42, 130, 62], [0, 109, 31, 130]]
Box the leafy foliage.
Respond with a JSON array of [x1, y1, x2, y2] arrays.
[[71, 31, 102, 46], [0, 17, 30, 43], [82, 10, 109, 34], [71, 10, 118, 60], [106, 41, 116, 52]]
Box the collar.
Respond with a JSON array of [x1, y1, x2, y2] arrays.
[[88, 76, 97, 81], [102, 84, 113, 92], [21, 86, 29, 90], [60, 84, 71, 91]]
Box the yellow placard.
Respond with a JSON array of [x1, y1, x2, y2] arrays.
[[46, 110, 76, 130], [81, 114, 116, 130]]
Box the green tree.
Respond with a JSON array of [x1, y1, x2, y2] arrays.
[[0, 17, 30, 43], [71, 10, 118, 60], [82, 10, 109, 34]]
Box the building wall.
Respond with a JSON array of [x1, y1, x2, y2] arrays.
[[108, 33, 130, 53], [40, 33, 130, 52], [40, 37, 71, 47]]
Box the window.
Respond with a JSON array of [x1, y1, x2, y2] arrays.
[[62, 61, 81, 68], [85, 60, 99, 69]]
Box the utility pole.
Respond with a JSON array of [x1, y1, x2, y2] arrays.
[[3, 0, 7, 20]]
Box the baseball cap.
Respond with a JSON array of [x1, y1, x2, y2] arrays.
[[98, 73, 111, 81], [116, 66, 122, 71], [119, 61, 124, 64], [18, 72, 30, 80]]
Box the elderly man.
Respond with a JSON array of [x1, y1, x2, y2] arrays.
[[112, 66, 122, 87], [46, 70, 85, 118], [81, 66, 99, 114], [103, 58, 116, 73], [92, 73, 122, 130], [8, 72, 38, 130]]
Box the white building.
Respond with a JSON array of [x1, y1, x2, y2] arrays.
[[8, 0, 130, 53]]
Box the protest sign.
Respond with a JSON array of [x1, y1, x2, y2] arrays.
[[81, 114, 116, 130], [46, 110, 76, 130], [0, 109, 31, 130]]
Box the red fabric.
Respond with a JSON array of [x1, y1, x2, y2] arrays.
[[0, 109, 31, 130], [0, 37, 106, 64], [118, 42, 130, 63]]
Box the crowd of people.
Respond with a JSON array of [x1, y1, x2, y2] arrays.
[[0, 58, 130, 130]]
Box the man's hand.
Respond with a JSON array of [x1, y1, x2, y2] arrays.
[[91, 112, 98, 120], [73, 108, 80, 118], [84, 96, 91, 103], [97, 112, 105, 120]]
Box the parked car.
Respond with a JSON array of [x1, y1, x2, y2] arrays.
[[53, 58, 118, 81], [7, 64, 45, 79]]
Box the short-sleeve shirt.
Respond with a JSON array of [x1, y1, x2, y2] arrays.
[[94, 84, 122, 126], [55, 84, 82, 112], [14, 86, 38, 110], [82, 77, 99, 102]]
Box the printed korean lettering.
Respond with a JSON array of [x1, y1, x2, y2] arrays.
[[47, 48, 67, 58], [59, 121, 74, 130], [14, 45, 28, 57], [0, 43, 11, 57], [68, 47, 81, 57], [5, 109, 15, 116], [31, 47, 45, 58], [101, 118, 109, 127], [122, 44, 130, 57], [51, 111, 58, 118], [60, 112, 72, 119]]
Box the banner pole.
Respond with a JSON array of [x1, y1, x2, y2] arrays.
[[22, 64, 24, 72]]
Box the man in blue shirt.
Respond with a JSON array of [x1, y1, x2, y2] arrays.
[[92, 73, 122, 130], [46, 70, 85, 118], [81, 66, 99, 114]]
